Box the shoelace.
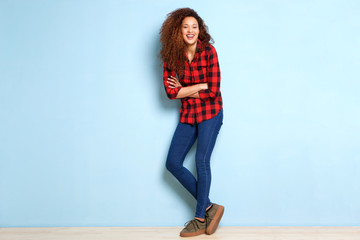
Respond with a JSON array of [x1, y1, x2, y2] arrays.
[[183, 219, 197, 228]]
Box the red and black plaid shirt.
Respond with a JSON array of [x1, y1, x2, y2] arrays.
[[163, 39, 223, 125]]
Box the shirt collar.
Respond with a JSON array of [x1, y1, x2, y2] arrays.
[[196, 39, 202, 52]]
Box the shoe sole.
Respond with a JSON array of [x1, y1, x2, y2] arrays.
[[180, 229, 206, 237], [206, 205, 224, 235]]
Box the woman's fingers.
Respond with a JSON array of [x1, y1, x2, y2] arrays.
[[167, 79, 176, 88], [167, 76, 181, 88], [167, 79, 175, 84], [167, 77, 176, 86]]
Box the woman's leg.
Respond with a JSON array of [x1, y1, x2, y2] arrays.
[[166, 121, 198, 199], [195, 109, 223, 219]]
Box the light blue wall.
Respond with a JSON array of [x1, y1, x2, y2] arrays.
[[1, 0, 359, 227]]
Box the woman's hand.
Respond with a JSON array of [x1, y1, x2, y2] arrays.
[[199, 83, 208, 90], [167, 76, 182, 88]]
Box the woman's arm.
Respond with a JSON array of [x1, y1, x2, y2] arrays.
[[167, 76, 207, 99], [198, 45, 221, 100], [163, 62, 181, 100], [175, 84, 206, 98], [187, 92, 200, 98]]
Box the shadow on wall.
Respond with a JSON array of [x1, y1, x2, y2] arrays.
[[152, 35, 180, 110], [152, 34, 198, 218]]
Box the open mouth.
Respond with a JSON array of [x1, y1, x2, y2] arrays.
[[186, 34, 195, 40]]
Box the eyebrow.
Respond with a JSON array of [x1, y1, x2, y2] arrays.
[[183, 24, 198, 26]]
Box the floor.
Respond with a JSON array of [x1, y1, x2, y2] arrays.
[[1, 226, 360, 240]]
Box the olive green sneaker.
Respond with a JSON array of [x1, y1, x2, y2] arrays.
[[205, 203, 224, 235], [180, 219, 206, 237]]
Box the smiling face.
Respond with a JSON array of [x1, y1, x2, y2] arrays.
[[181, 16, 199, 47]]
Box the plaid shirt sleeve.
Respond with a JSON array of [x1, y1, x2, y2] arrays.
[[163, 61, 181, 100], [198, 45, 221, 100]]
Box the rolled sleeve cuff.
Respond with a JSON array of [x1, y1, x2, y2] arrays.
[[198, 89, 215, 99], [167, 86, 181, 100]]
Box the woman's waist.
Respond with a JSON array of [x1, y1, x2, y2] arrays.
[[180, 95, 223, 105]]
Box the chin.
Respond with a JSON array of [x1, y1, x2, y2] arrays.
[[185, 39, 198, 45]]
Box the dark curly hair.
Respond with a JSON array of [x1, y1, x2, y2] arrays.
[[159, 8, 214, 77]]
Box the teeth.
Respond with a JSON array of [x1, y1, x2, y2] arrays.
[[187, 35, 194, 38]]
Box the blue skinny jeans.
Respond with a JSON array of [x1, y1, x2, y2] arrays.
[[166, 109, 223, 219]]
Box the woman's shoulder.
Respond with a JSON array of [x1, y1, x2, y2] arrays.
[[203, 43, 217, 55]]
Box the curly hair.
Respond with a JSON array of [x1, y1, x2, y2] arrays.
[[159, 8, 214, 77]]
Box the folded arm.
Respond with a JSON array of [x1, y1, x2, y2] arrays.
[[198, 45, 221, 100], [167, 75, 207, 98]]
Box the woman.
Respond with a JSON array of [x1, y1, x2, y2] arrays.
[[159, 8, 224, 237]]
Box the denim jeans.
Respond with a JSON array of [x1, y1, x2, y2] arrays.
[[166, 109, 223, 219]]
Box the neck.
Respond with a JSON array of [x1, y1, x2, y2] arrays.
[[185, 41, 197, 54]]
